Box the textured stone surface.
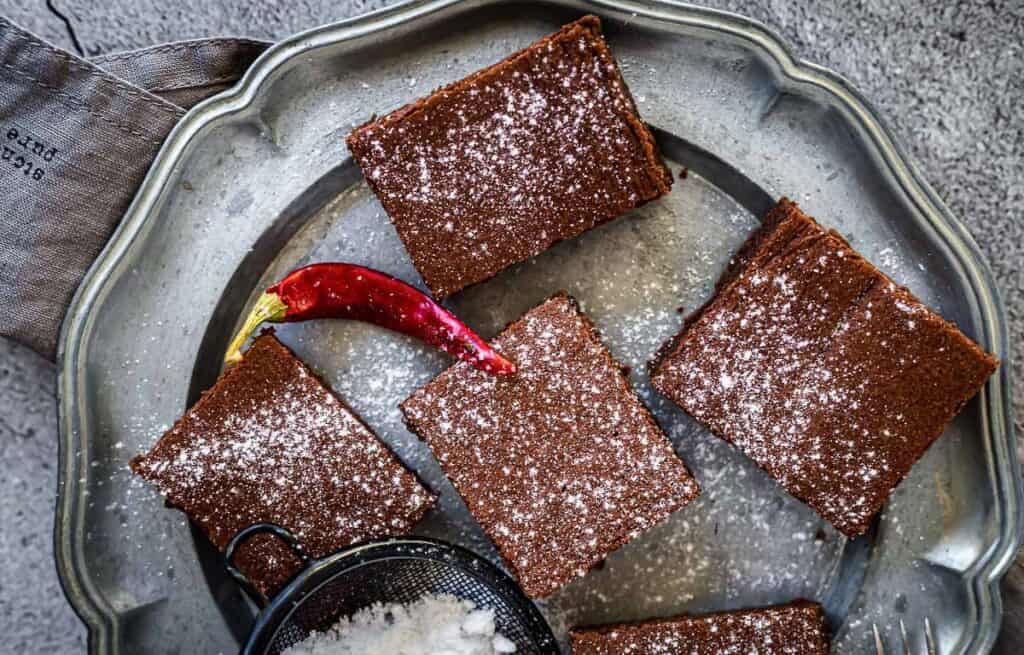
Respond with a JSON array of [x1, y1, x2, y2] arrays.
[[0, 1, 1020, 653], [0, 338, 79, 653]]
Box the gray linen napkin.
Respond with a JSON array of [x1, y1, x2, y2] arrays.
[[0, 16, 268, 358]]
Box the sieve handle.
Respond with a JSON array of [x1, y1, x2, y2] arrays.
[[224, 522, 311, 605]]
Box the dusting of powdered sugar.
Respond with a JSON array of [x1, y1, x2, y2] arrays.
[[349, 20, 665, 296], [402, 295, 700, 598], [654, 247, 882, 533], [138, 364, 428, 520], [282, 594, 516, 655], [650, 209, 961, 537], [132, 336, 434, 593]]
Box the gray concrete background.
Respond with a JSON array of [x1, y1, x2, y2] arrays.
[[0, 0, 1020, 653]]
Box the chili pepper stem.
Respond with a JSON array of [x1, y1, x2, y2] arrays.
[[224, 292, 289, 366]]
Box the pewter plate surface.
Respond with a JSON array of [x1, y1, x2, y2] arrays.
[[55, 1, 1021, 654]]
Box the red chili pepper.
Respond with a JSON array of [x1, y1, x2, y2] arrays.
[[224, 263, 516, 375]]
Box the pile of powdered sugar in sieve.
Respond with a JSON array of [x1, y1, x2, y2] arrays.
[[281, 594, 517, 655]]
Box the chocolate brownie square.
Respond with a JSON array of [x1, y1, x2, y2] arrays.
[[347, 15, 672, 298], [570, 601, 830, 655], [650, 198, 998, 536], [401, 293, 699, 597], [131, 331, 435, 597]]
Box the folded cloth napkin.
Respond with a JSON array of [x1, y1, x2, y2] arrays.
[[0, 16, 268, 358]]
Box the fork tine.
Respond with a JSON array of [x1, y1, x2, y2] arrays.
[[898, 619, 910, 655], [874, 619, 936, 655], [924, 617, 937, 655], [872, 623, 886, 655]]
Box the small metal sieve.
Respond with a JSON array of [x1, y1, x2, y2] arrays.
[[225, 523, 560, 655]]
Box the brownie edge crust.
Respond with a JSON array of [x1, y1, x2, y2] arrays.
[[570, 600, 830, 655]]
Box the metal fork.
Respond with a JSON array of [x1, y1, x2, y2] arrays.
[[872, 618, 937, 655]]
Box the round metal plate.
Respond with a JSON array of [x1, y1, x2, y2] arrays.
[[55, 2, 1021, 654]]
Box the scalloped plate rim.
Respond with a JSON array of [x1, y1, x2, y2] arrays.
[[54, 1, 1022, 653]]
